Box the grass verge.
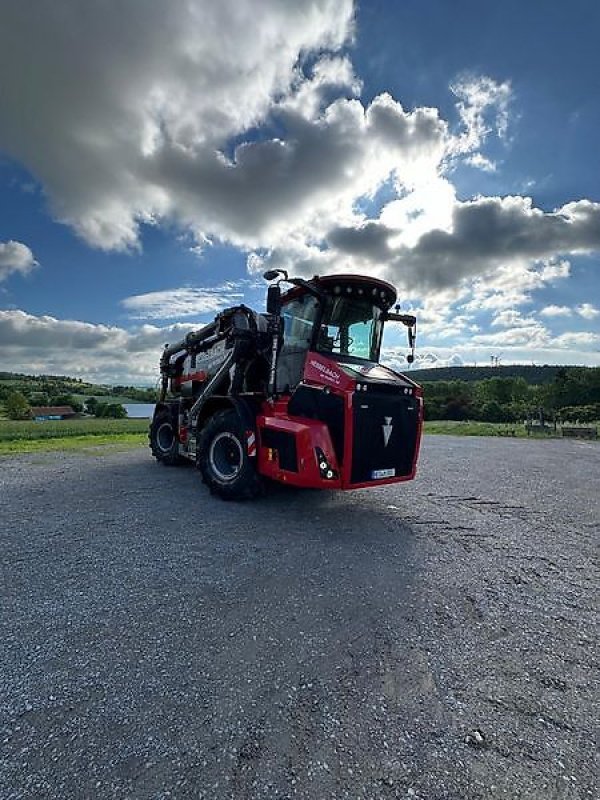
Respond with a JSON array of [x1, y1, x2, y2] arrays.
[[0, 418, 149, 454], [0, 417, 148, 441], [423, 420, 599, 438], [0, 432, 147, 455], [424, 420, 529, 437]]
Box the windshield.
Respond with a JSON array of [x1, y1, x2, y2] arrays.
[[317, 296, 383, 362]]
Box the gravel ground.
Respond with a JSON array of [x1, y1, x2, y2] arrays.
[[1, 436, 598, 800]]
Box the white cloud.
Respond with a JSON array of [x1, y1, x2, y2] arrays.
[[122, 284, 247, 320], [384, 340, 600, 371], [464, 152, 497, 173], [281, 55, 362, 120], [552, 331, 600, 348], [538, 303, 599, 322], [0, 309, 198, 383], [540, 305, 572, 317], [0, 0, 520, 269], [324, 197, 600, 294], [450, 74, 512, 150], [0, 240, 37, 281], [576, 303, 599, 320], [0, 0, 354, 250], [491, 310, 538, 328]]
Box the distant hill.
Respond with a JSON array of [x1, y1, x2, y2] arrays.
[[0, 372, 155, 403], [407, 364, 593, 385]]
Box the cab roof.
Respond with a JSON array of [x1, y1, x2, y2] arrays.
[[282, 274, 397, 309]]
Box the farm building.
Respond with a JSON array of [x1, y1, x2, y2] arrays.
[[30, 405, 76, 421]]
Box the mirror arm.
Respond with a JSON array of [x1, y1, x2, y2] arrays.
[[383, 311, 417, 364]]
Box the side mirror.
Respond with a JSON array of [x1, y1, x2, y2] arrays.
[[266, 284, 281, 315], [383, 312, 416, 327], [263, 268, 288, 281], [382, 311, 417, 364]]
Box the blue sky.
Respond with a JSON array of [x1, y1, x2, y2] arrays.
[[0, 0, 598, 382]]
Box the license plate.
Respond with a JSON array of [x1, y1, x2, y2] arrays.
[[371, 468, 395, 480]]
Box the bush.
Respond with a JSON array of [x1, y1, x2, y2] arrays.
[[558, 404, 600, 424], [93, 402, 127, 419]]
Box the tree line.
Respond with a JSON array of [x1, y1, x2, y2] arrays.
[[1, 391, 129, 420], [422, 368, 600, 423], [0, 373, 155, 420]]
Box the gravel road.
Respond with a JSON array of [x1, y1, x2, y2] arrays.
[[1, 436, 598, 800]]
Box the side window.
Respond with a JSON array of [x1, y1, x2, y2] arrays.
[[281, 296, 318, 350]]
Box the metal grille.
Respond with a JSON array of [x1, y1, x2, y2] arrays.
[[350, 392, 418, 483]]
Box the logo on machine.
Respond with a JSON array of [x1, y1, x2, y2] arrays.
[[308, 358, 341, 385], [382, 416, 393, 447]]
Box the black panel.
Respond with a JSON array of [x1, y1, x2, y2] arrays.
[[288, 386, 345, 463], [260, 428, 298, 472], [351, 392, 419, 483]]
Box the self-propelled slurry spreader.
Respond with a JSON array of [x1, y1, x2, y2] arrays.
[[150, 270, 422, 499]]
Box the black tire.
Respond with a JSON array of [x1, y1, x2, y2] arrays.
[[197, 409, 262, 500], [149, 409, 184, 466]]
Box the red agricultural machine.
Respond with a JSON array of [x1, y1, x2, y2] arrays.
[[150, 271, 423, 499]]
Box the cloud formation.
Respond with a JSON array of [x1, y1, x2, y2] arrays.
[[0, 0, 509, 261], [2, 306, 598, 385], [0, 309, 198, 383], [0, 1, 597, 371], [0, 0, 355, 251], [0, 240, 37, 281], [325, 196, 600, 291], [122, 284, 247, 320]]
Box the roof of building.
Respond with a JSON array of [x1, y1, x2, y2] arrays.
[[30, 406, 76, 416]]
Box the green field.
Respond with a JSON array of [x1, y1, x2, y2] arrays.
[[424, 420, 529, 437], [424, 419, 598, 438], [0, 418, 149, 454]]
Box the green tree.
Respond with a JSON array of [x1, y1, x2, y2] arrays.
[[50, 393, 83, 413], [478, 400, 509, 422], [94, 402, 127, 419], [85, 397, 99, 414], [5, 391, 31, 420]]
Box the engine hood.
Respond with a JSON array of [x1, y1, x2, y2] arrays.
[[303, 352, 419, 391], [337, 360, 418, 388]]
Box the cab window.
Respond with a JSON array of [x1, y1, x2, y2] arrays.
[[281, 295, 319, 350]]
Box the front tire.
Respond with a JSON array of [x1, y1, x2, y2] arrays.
[[149, 409, 184, 465], [197, 409, 262, 500]]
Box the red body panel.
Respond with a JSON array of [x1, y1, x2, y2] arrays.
[[303, 353, 355, 392], [257, 405, 342, 488], [255, 352, 423, 490]]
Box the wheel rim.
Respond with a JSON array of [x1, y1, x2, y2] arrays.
[[156, 421, 175, 453], [209, 432, 243, 482]]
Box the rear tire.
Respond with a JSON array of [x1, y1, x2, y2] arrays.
[[149, 409, 184, 466], [197, 409, 262, 500]]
